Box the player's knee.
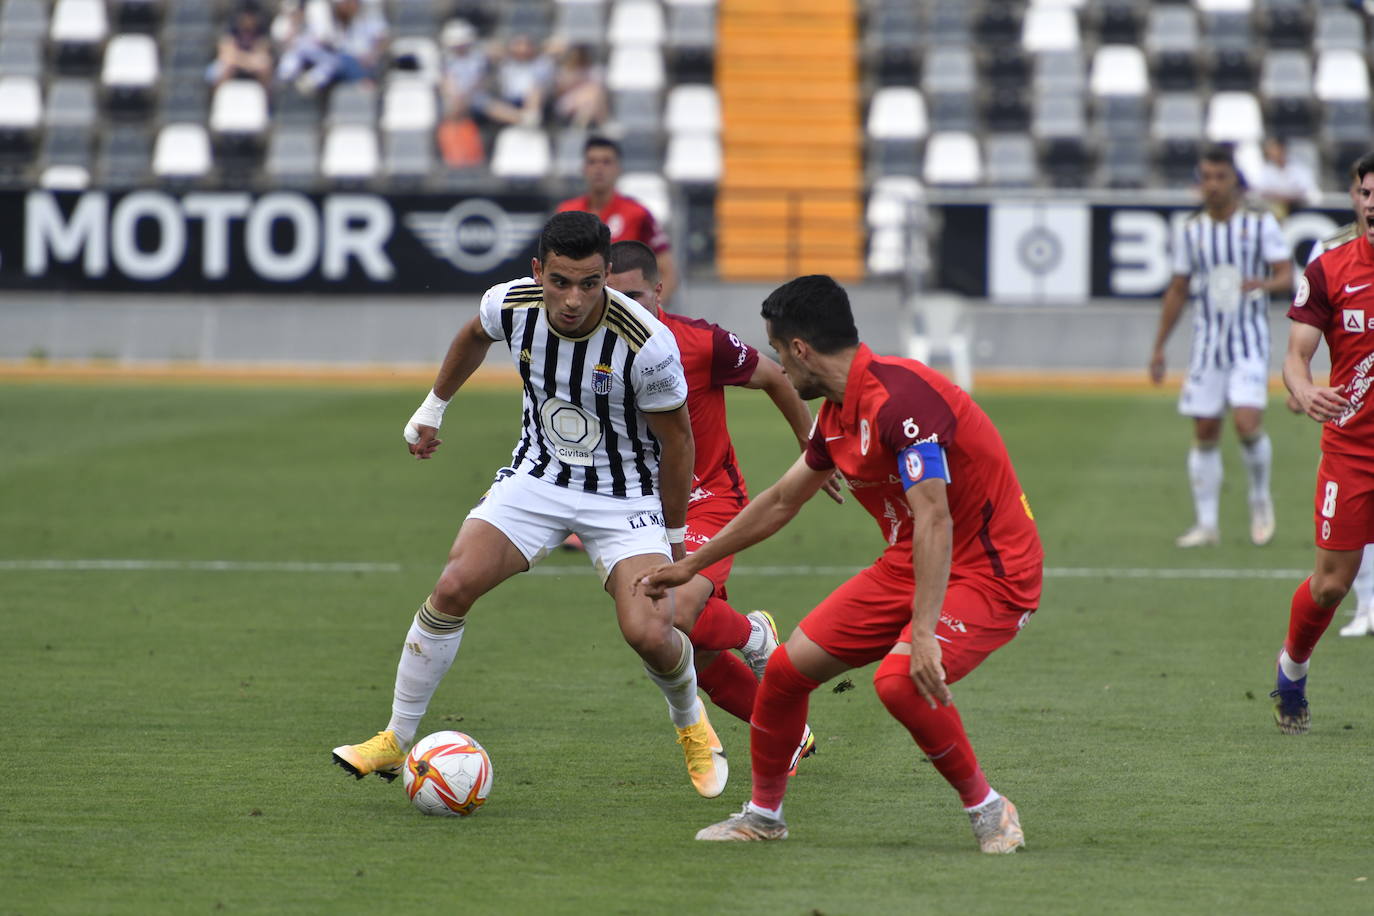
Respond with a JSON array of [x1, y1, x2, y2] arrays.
[[1311, 572, 1353, 608], [872, 656, 914, 710], [431, 567, 480, 616]]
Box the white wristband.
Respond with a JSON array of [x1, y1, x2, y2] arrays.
[[665, 526, 687, 544], [403, 390, 449, 444]]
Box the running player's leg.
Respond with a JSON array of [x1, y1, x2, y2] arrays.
[[872, 576, 1034, 852], [332, 517, 531, 779], [1231, 357, 1274, 545], [1181, 414, 1224, 547]]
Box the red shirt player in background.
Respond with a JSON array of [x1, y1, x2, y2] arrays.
[[639, 275, 1043, 853], [557, 137, 678, 303], [1272, 151, 1374, 735], [607, 241, 841, 780]]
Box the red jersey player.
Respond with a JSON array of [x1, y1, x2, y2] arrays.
[[1272, 152, 1374, 735], [639, 275, 1043, 853], [607, 242, 840, 776], [556, 137, 677, 302]]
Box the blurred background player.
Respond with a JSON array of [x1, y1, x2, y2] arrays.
[[331, 212, 725, 797], [1300, 157, 1374, 638], [1274, 152, 1374, 734], [557, 137, 678, 303], [1149, 145, 1292, 548], [606, 240, 840, 768], [640, 276, 1042, 853], [1251, 137, 1320, 221]]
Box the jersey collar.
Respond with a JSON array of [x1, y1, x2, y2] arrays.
[[838, 343, 874, 430]]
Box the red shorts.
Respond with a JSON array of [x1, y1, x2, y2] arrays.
[[1313, 450, 1374, 551], [685, 497, 742, 598], [797, 551, 1041, 684]]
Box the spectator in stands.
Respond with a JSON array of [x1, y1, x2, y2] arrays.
[[436, 18, 488, 168], [277, 0, 390, 96], [550, 41, 608, 129], [557, 136, 678, 302], [206, 1, 273, 88], [1252, 137, 1320, 220], [474, 33, 555, 127]]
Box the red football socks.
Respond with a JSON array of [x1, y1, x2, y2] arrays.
[[687, 596, 753, 651], [873, 654, 991, 808], [749, 646, 819, 812], [696, 651, 758, 723], [1285, 576, 1340, 664]]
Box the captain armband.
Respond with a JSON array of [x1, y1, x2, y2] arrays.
[[897, 441, 950, 490]]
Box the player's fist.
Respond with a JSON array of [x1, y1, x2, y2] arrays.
[[405, 423, 443, 459], [1147, 350, 1166, 385]]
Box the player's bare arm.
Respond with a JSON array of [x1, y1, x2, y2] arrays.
[[636, 454, 831, 596], [1149, 275, 1191, 384], [744, 355, 845, 505], [644, 404, 695, 562], [405, 316, 498, 459], [1283, 322, 1352, 423], [896, 477, 955, 709], [1242, 259, 1293, 294]]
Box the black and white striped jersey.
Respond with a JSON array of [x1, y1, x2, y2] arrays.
[[1171, 204, 1288, 369], [477, 277, 688, 498]]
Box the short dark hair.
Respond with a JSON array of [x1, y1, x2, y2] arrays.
[[1354, 152, 1374, 184], [608, 240, 659, 283], [760, 275, 860, 355], [584, 136, 622, 160], [1200, 143, 1237, 171], [539, 211, 610, 264]]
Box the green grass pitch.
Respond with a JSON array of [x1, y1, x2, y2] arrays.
[[3, 378, 1372, 915]]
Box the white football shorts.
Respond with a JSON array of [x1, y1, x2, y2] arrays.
[[466, 469, 670, 583], [1177, 353, 1270, 418]]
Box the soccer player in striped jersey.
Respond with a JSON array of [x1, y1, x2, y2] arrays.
[[1273, 151, 1374, 733], [606, 240, 839, 769], [1149, 145, 1292, 548], [332, 212, 730, 798], [639, 276, 1042, 853]]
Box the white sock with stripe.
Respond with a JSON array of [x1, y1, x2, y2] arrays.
[[1239, 433, 1272, 505], [643, 630, 700, 728], [387, 598, 466, 748]]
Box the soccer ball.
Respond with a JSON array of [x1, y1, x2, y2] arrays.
[[402, 731, 493, 817]]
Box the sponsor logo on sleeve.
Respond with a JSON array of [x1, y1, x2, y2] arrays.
[[645, 376, 678, 396], [860, 419, 871, 455], [1294, 275, 1309, 308]]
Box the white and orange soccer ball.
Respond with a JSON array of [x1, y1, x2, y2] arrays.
[[402, 731, 493, 817]]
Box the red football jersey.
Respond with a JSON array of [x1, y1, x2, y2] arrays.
[[804, 344, 1042, 579], [1291, 236, 1374, 456], [657, 308, 759, 508], [556, 192, 670, 253]]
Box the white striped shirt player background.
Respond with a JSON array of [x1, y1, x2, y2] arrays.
[[1171, 202, 1288, 373], [477, 276, 689, 498]]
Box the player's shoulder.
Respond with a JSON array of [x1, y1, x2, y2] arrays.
[[605, 286, 672, 352], [1322, 221, 1361, 252], [486, 276, 543, 308], [1241, 200, 1274, 219], [1181, 207, 1208, 227], [612, 192, 652, 216]]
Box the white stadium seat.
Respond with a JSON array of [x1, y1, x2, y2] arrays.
[[209, 80, 269, 136], [663, 132, 720, 183], [490, 126, 552, 179], [923, 131, 982, 185], [101, 34, 158, 90], [606, 45, 665, 92], [866, 176, 924, 229], [608, 0, 666, 47], [1022, 7, 1080, 53], [50, 0, 108, 45], [40, 163, 90, 189], [617, 171, 671, 226], [0, 76, 42, 130], [322, 124, 380, 180], [1090, 45, 1148, 97], [152, 123, 212, 178], [381, 77, 438, 133], [1315, 50, 1371, 103], [867, 87, 928, 140], [1205, 91, 1264, 143], [664, 84, 719, 135]]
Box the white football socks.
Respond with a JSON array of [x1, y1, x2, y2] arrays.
[[747, 801, 783, 820], [965, 788, 1002, 813], [1239, 433, 1273, 505], [643, 629, 700, 728], [1279, 649, 1309, 682], [1355, 545, 1374, 613], [1188, 444, 1223, 530], [387, 598, 467, 748]]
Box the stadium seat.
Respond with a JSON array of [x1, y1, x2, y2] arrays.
[[922, 132, 981, 186], [1261, 51, 1316, 136], [158, 80, 209, 123], [984, 134, 1037, 187], [40, 164, 91, 189], [984, 46, 1029, 92], [608, 0, 666, 47], [1099, 137, 1149, 188], [606, 45, 665, 92], [554, 0, 606, 48], [97, 123, 150, 187], [322, 124, 380, 182], [983, 88, 1030, 133], [1315, 50, 1370, 102], [328, 83, 379, 126], [0, 35, 42, 77], [867, 87, 926, 176], [1313, 8, 1365, 54], [1094, 0, 1142, 44], [1264, 1, 1311, 50], [1090, 45, 1149, 98], [265, 127, 319, 186], [1145, 5, 1200, 90], [666, 1, 714, 83], [553, 127, 588, 180], [923, 46, 977, 100], [1, 0, 48, 39], [1022, 6, 1080, 53], [1033, 50, 1085, 96], [975, 4, 1021, 46], [866, 175, 924, 229], [907, 293, 973, 392], [867, 226, 907, 276], [389, 37, 441, 85], [152, 123, 212, 180], [618, 170, 671, 226], [497, 1, 550, 39], [384, 130, 434, 185], [1198, 0, 1253, 53], [381, 78, 438, 134], [0, 76, 41, 162], [101, 33, 159, 118], [114, 0, 160, 34], [210, 80, 269, 137], [1205, 91, 1264, 145], [663, 132, 720, 184], [617, 129, 662, 173], [46, 78, 97, 127], [664, 84, 719, 136], [50, 0, 109, 76], [928, 0, 972, 45], [490, 125, 552, 179]]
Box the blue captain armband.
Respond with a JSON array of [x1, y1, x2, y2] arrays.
[[897, 441, 950, 489]]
